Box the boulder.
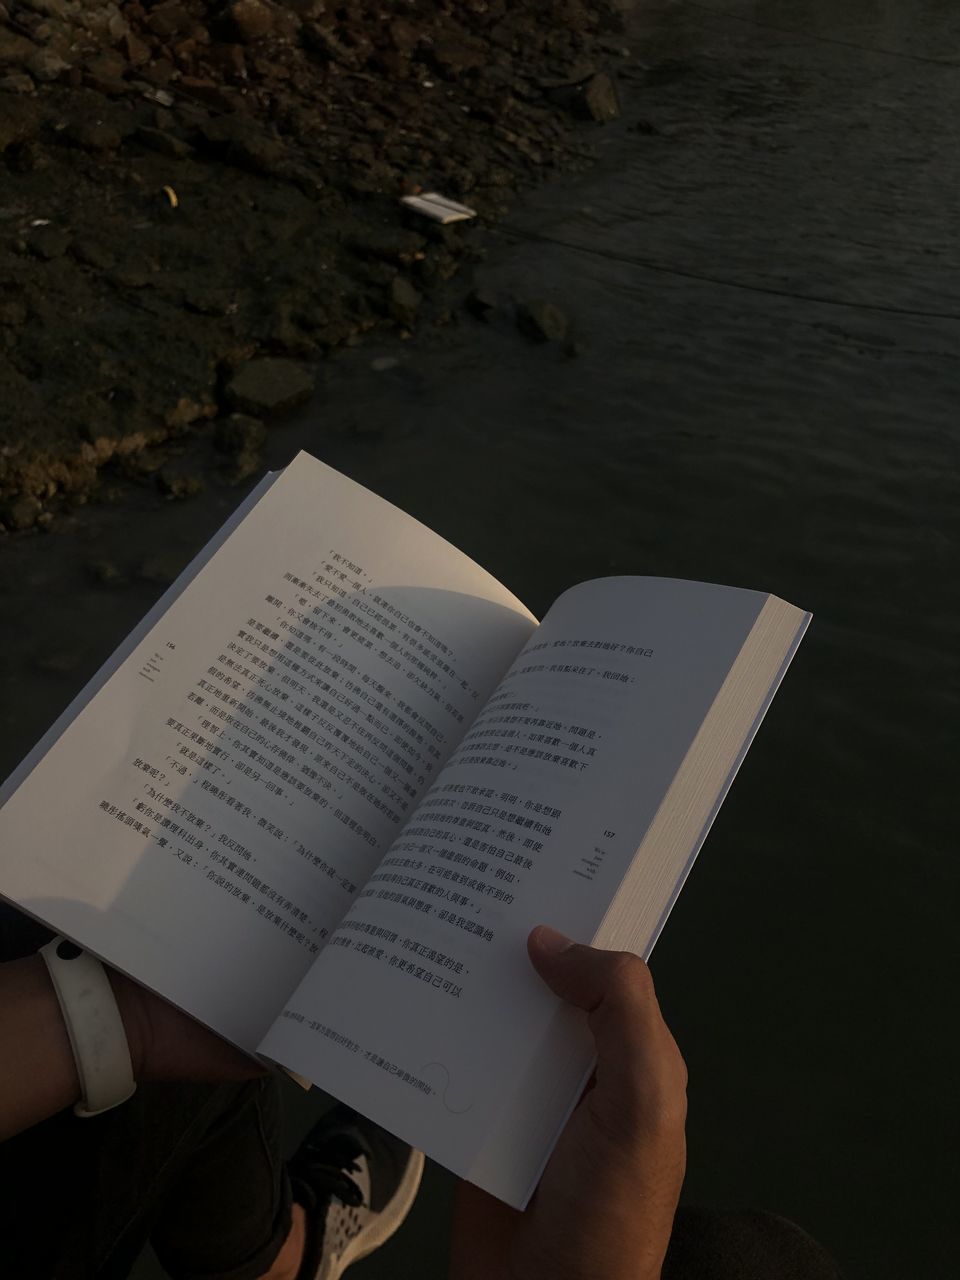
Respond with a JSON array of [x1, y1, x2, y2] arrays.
[[389, 275, 421, 326], [226, 358, 315, 417], [581, 71, 620, 122], [516, 299, 568, 343], [228, 0, 274, 44]]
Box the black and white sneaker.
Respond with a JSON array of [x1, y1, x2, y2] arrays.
[[288, 1103, 424, 1280]]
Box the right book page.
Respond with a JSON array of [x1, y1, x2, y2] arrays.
[[258, 577, 810, 1208]]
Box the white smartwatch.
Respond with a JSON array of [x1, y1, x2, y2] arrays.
[[40, 937, 137, 1117]]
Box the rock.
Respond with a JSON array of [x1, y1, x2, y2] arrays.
[[516, 299, 569, 343], [0, 98, 38, 152], [0, 73, 35, 95], [67, 119, 122, 151], [0, 297, 27, 326], [0, 29, 36, 67], [136, 125, 193, 159], [0, 494, 41, 531], [86, 559, 126, 586], [346, 228, 427, 265], [176, 75, 239, 112], [214, 413, 266, 455], [146, 3, 193, 39], [429, 36, 485, 78], [258, 298, 314, 354], [388, 17, 419, 54], [29, 225, 71, 260], [183, 283, 241, 317], [284, 0, 326, 16], [119, 447, 165, 478], [389, 274, 421, 326], [109, 265, 152, 290], [214, 413, 266, 483], [465, 286, 499, 321], [220, 449, 264, 484], [137, 62, 175, 90], [82, 50, 126, 82], [107, 11, 129, 41], [157, 463, 204, 498], [165, 397, 211, 430], [82, 68, 129, 97], [120, 33, 152, 68], [226, 358, 315, 417], [24, 0, 69, 18], [70, 238, 116, 271], [196, 114, 286, 174], [25, 48, 71, 83], [5, 139, 45, 172], [228, 0, 274, 43], [581, 71, 620, 122], [204, 42, 246, 80]]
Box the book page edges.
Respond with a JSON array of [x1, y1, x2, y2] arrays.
[[592, 595, 810, 958], [513, 597, 810, 1208], [0, 471, 280, 810]]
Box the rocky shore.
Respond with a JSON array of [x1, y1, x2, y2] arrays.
[[0, 0, 630, 530]]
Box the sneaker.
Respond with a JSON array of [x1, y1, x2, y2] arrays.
[[288, 1103, 425, 1280]]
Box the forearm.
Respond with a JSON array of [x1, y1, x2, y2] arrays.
[[0, 954, 81, 1139]]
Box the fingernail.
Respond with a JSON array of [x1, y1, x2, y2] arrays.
[[535, 925, 574, 954]]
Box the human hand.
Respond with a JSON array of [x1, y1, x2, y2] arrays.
[[109, 969, 266, 1085], [449, 926, 687, 1280]]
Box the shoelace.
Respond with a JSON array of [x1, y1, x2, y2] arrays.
[[291, 1132, 370, 1209]]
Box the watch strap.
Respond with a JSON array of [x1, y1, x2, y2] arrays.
[[40, 937, 137, 1117]]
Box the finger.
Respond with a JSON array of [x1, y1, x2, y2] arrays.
[[528, 925, 658, 1023], [527, 925, 679, 1112]]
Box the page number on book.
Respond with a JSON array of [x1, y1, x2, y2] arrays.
[[575, 835, 614, 882], [139, 642, 175, 683]]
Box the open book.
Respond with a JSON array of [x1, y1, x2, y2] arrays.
[[0, 451, 809, 1209]]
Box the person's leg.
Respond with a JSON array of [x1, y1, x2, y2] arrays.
[[0, 1080, 295, 1280], [0, 1075, 298, 1280], [0, 906, 297, 1280], [662, 1207, 844, 1280], [149, 1076, 295, 1280]]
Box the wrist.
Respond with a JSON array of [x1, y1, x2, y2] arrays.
[[0, 955, 82, 1138]]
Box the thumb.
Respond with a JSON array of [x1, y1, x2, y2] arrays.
[[529, 924, 650, 1011], [527, 924, 663, 1075]]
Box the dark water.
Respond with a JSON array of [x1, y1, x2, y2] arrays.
[[2, 3, 958, 1277]]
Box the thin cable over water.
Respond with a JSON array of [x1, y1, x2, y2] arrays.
[[679, 1, 960, 69], [487, 222, 960, 321]]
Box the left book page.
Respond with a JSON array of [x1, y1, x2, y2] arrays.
[[0, 453, 536, 1050]]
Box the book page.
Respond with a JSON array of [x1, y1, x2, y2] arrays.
[[0, 453, 535, 1049], [258, 577, 779, 1206]]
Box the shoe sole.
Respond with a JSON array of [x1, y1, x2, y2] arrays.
[[319, 1148, 426, 1280]]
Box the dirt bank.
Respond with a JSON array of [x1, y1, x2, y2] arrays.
[[0, 0, 630, 530]]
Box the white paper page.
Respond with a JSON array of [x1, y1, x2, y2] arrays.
[[258, 577, 771, 1205], [0, 453, 535, 1049]]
